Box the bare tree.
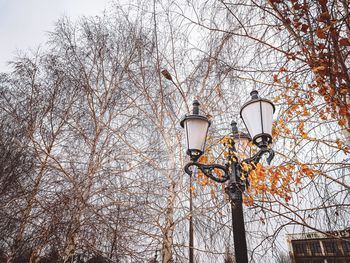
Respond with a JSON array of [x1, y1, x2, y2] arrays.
[[1, 1, 348, 263]]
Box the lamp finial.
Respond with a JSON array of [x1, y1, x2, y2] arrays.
[[231, 120, 239, 135], [250, 90, 259, 99], [192, 100, 200, 115]]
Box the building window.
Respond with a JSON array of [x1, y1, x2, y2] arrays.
[[322, 240, 339, 255], [308, 241, 322, 255], [293, 241, 308, 256], [342, 240, 350, 254]]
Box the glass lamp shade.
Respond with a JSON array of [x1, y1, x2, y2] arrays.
[[181, 114, 210, 161], [240, 90, 275, 148], [233, 133, 251, 160]]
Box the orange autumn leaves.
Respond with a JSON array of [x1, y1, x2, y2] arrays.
[[270, 0, 350, 131], [272, 68, 349, 154], [242, 162, 315, 206], [190, 148, 317, 206], [191, 143, 224, 188], [189, 136, 320, 206]]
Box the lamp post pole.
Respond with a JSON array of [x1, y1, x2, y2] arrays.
[[217, 120, 248, 263], [189, 174, 194, 263], [227, 132, 249, 262], [226, 120, 251, 263], [230, 199, 248, 263], [180, 90, 276, 263]]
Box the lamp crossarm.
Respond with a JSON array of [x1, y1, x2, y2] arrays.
[[184, 162, 230, 183], [240, 147, 275, 176]]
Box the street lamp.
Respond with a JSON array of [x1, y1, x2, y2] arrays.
[[240, 90, 275, 148], [180, 100, 211, 162], [181, 90, 276, 263]]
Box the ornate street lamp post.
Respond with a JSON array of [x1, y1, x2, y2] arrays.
[[180, 90, 276, 263]]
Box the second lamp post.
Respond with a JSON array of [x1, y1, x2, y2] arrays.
[[180, 90, 276, 263]]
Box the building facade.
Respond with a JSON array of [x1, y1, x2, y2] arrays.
[[287, 229, 350, 263]]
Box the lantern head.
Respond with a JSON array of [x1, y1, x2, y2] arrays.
[[240, 90, 275, 148], [180, 100, 211, 162]]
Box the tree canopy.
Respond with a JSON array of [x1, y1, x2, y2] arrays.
[[0, 1, 349, 262]]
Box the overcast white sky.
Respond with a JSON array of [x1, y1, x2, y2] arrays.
[[0, 0, 111, 72]]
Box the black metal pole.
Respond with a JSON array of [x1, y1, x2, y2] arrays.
[[226, 163, 249, 263], [231, 191, 248, 263], [229, 121, 249, 263], [189, 176, 194, 263]]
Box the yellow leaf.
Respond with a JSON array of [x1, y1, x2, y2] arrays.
[[301, 132, 308, 139], [200, 177, 209, 186], [312, 65, 326, 72], [190, 186, 195, 193], [338, 118, 346, 126]]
